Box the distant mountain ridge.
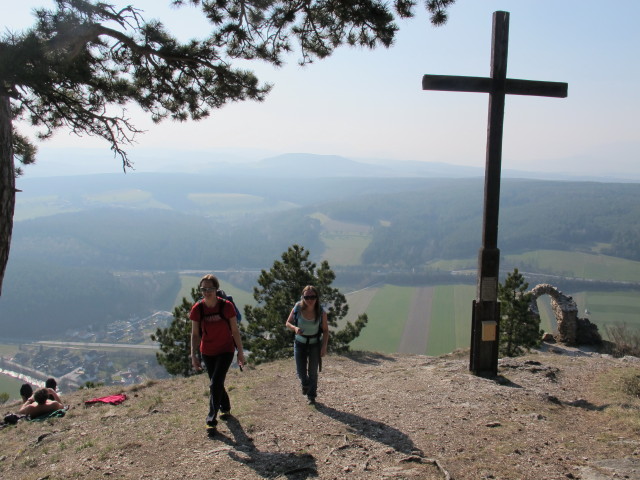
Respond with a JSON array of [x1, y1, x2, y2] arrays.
[[22, 149, 639, 182], [251, 153, 485, 178], [173, 152, 637, 182]]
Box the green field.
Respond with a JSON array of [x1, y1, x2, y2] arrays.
[[346, 284, 474, 356], [350, 285, 411, 353], [188, 193, 296, 215], [431, 250, 640, 284], [321, 234, 371, 266], [534, 296, 557, 333], [0, 345, 19, 357], [0, 345, 23, 401], [579, 291, 640, 337], [13, 196, 79, 221], [86, 189, 170, 209], [426, 286, 456, 356], [0, 373, 27, 402], [505, 250, 640, 283], [315, 213, 372, 267], [349, 285, 639, 355], [424, 284, 475, 356]]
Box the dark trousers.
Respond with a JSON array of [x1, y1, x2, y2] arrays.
[[294, 341, 320, 399], [202, 351, 233, 426]]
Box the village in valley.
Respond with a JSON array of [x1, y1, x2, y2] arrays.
[[0, 311, 174, 393]]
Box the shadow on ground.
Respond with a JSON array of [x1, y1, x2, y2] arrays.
[[315, 402, 421, 456], [212, 415, 318, 480]]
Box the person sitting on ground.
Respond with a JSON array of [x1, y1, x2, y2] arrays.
[[18, 388, 64, 418], [19, 384, 33, 403], [45, 378, 58, 400]]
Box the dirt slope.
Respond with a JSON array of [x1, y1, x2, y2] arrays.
[[1, 346, 640, 479]]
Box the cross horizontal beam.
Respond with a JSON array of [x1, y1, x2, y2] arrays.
[[422, 74, 568, 98]]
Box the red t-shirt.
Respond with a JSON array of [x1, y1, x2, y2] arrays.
[[189, 299, 236, 356]]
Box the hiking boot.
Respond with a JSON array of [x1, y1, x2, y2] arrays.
[[307, 396, 316, 405], [220, 409, 231, 420]]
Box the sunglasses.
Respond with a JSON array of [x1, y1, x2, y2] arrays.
[[200, 287, 216, 293], [303, 295, 317, 300]]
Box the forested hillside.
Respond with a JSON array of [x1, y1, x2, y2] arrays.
[[324, 179, 640, 265], [10, 208, 323, 271], [2, 173, 639, 339], [15, 174, 640, 267], [0, 261, 179, 338]]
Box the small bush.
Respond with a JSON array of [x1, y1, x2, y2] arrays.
[[605, 323, 640, 358], [622, 374, 640, 398], [78, 381, 105, 390]]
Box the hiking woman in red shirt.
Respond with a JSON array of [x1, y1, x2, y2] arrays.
[[190, 274, 245, 429]]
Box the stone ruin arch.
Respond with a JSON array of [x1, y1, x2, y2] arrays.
[[528, 284, 601, 346], [528, 284, 578, 345]]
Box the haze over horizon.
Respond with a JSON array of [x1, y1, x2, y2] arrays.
[[3, 0, 639, 180]]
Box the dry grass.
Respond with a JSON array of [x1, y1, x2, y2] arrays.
[[594, 366, 640, 433], [605, 323, 640, 358]]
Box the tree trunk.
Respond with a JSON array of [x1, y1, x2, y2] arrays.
[[0, 95, 15, 296]]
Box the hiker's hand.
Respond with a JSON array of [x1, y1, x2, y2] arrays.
[[237, 351, 245, 368], [191, 355, 202, 371], [295, 327, 303, 335]]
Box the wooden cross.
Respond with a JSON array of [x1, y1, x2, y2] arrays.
[[422, 11, 567, 376]]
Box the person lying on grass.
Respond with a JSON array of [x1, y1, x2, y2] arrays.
[[18, 388, 64, 418]]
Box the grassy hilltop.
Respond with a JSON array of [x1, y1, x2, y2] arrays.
[[1, 348, 639, 479]]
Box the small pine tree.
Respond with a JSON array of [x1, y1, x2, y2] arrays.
[[242, 244, 368, 364], [151, 287, 203, 377], [498, 268, 540, 357]]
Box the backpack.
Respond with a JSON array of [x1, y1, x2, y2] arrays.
[[196, 290, 244, 370], [197, 289, 242, 328]]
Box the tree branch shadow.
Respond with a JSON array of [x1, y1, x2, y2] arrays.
[[211, 415, 318, 480]]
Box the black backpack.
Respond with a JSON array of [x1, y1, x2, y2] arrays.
[[197, 289, 241, 329]]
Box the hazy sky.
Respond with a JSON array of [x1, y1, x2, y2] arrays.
[[3, 1, 640, 178]]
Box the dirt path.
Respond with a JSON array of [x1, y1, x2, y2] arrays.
[[341, 286, 378, 326]]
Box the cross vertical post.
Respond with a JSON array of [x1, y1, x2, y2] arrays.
[[473, 11, 508, 377], [422, 11, 567, 376]]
